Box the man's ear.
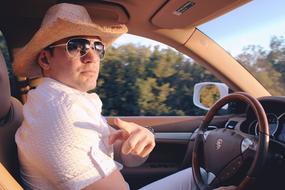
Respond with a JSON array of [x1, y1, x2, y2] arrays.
[[38, 50, 51, 71]]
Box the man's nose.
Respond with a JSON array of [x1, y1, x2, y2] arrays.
[[81, 48, 100, 64]]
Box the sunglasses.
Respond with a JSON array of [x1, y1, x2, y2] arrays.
[[49, 38, 105, 59]]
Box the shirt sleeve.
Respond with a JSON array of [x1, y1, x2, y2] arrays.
[[17, 93, 122, 190]]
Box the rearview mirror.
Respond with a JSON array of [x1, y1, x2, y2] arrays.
[[193, 82, 229, 110]]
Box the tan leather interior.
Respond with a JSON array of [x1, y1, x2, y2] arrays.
[[0, 51, 23, 189]]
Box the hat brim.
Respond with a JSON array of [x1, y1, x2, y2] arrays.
[[13, 18, 127, 77]]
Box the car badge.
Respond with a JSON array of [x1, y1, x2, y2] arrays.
[[216, 138, 223, 150]]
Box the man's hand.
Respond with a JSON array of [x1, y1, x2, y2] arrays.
[[109, 118, 155, 158]]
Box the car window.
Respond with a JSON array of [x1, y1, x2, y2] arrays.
[[89, 34, 235, 116], [198, 0, 285, 96]]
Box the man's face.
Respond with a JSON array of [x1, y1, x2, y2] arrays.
[[40, 36, 103, 92]]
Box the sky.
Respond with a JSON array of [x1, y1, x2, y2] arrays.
[[114, 0, 285, 56]]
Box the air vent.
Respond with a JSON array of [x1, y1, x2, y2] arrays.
[[226, 120, 238, 129]]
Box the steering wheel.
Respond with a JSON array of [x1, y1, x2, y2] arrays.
[[192, 92, 269, 190]]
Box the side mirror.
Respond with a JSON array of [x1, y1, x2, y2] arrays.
[[193, 82, 229, 110]]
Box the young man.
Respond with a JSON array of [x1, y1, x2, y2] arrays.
[[13, 3, 234, 190], [13, 3, 156, 190]]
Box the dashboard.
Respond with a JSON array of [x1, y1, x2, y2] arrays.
[[248, 112, 285, 140], [228, 96, 285, 143], [220, 96, 285, 189]]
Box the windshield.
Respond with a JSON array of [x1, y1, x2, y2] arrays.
[[198, 0, 285, 96]]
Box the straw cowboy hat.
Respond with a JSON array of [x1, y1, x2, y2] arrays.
[[13, 3, 128, 77]]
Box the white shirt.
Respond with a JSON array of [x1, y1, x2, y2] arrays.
[[15, 77, 123, 190]]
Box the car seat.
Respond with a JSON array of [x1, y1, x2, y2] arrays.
[[0, 50, 24, 190]]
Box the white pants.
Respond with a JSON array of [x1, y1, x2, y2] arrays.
[[139, 168, 196, 190]]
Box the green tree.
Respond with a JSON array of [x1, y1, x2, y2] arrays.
[[237, 36, 285, 95], [93, 43, 221, 116], [93, 44, 154, 115]]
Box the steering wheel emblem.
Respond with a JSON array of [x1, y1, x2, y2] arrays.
[[216, 138, 223, 150]]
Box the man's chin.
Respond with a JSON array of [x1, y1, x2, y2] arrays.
[[82, 82, 97, 92]]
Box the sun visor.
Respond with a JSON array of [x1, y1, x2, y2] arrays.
[[84, 2, 129, 26], [151, 0, 250, 28]]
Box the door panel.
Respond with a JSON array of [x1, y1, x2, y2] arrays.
[[106, 115, 232, 189]]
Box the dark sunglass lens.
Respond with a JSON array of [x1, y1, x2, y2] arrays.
[[94, 41, 105, 59], [67, 38, 90, 57]]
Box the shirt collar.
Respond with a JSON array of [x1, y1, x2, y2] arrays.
[[41, 77, 89, 95]]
